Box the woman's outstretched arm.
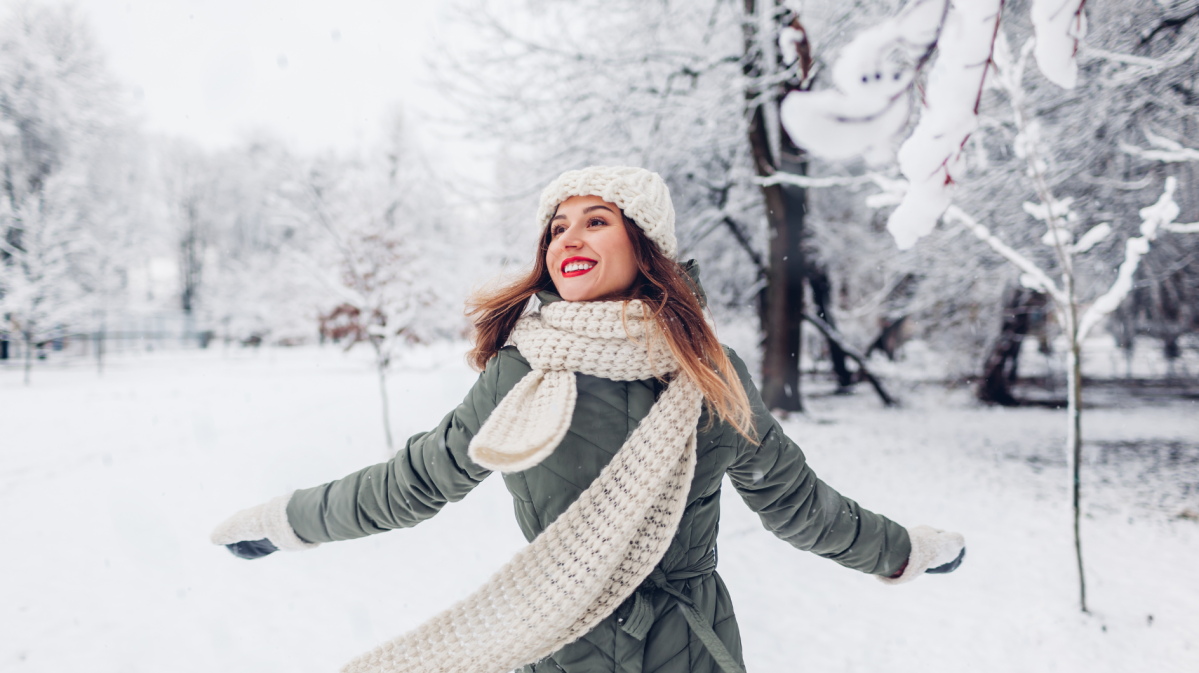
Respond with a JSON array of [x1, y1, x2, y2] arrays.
[[283, 347, 528, 544], [722, 347, 912, 577]]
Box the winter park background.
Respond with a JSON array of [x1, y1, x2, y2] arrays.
[[1, 0, 1198, 671]]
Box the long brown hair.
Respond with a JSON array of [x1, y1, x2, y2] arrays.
[[465, 211, 757, 443]]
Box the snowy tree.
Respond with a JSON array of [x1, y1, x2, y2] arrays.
[[776, 0, 1198, 612], [280, 119, 465, 454], [153, 138, 236, 329], [188, 136, 320, 346], [0, 3, 128, 382]]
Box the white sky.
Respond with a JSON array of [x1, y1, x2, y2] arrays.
[[74, 0, 471, 161]]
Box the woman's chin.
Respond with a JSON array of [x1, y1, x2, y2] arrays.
[[560, 286, 607, 302], [555, 277, 599, 301]]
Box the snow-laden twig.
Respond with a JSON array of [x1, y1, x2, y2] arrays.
[[1079, 44, 1168, 67], [1076, 177, 1181, 342], [1105, 36, 1199, 85], [1120, 130, 1199, 163], [943, 204, 1066, 303], [755, 172, 881, 188], [778, 0, 949, 160], [1163, 221, 1199, 233], [1030, 0, 1087, 89], [886, 0, 1004, 249]]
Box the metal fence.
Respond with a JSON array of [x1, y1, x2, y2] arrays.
[[0, 310, 215, 364]]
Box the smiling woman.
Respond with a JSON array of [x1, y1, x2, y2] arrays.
[[210, 165, 966, 673]]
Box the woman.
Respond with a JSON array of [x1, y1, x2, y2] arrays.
[[211, 166, 966, 673]]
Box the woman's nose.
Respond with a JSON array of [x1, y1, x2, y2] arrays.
[[559, 222, 583, 248]]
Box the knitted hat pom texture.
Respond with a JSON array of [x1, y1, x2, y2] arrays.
[[536, 166, 677, 260]]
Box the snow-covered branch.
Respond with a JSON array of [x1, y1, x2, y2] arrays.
[[1031, 0, 1087, 89], [1076, 177, 1181, 342], [779, 0, 949, 161], [755, 172, 881, 188], [1079, 44, 1167, 67], [778, 0, 1003, 249], [1163, 221, 1199, 233], [886, 0, 1003, 250], [1120, 130, 1199, 163], [944, 204, 1066, 304]]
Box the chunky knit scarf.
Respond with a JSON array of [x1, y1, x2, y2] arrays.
[[340, 300, 704, 673]]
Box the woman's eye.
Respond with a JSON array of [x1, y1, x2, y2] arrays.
[[589, 218, 606, 227]]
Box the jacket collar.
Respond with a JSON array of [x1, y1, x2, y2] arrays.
[[536, 259, 709, 307]]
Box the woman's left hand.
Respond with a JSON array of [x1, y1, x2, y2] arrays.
[[878, 525, 966, 584]]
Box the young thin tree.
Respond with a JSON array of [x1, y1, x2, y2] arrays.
[[282, 122, 462, 455]]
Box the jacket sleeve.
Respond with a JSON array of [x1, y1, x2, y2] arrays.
[[285, 349, 514, 543], [723, 348, 911, 576]]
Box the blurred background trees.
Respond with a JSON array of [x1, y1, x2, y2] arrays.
[[0, 0, 1195, 420]]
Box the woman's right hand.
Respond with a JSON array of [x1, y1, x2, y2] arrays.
[[224, 538, 279, 559], [210, 493, 320, 559]]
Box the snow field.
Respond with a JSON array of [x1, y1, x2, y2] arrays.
[[1, 344, 1196, 672]]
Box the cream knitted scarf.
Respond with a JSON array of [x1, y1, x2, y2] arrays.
[[340, 300, 704, 673]]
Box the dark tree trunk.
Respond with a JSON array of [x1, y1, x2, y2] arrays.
[[23, 328, 33, 385], [743, 0, 807, 412], [751, 121, 807, 412], [865, 316, 909, 361], [978, 288, 1047, 406], [179, 199, 205, 315], [808, 265, 852, 390]]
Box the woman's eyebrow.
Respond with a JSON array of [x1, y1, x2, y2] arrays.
[[552, 205, 616, 223]]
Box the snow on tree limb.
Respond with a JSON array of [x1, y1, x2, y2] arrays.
[[943, 204, 1065, 304], [778, 0, 948, 160], [887, 0, 1004, 250], [1163, 222, 1199, 233], [1076, 177, 1181, 342], [755, 172, 881, 188], [1030, 0, 1087, 89], [776, 0, 1004, 249], [1120, 130, 1199, 163], [1070, 222, 1111, 254]]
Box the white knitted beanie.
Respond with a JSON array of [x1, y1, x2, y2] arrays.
[[536, 166, 677, 260]]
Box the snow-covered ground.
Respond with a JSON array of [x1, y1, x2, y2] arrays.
[[2, 343, 1196, 672]]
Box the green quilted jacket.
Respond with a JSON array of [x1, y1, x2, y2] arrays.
[[287, 264, 911, 673]]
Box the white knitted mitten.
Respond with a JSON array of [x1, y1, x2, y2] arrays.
[[210, 492, 320, 552], [878, 525, 965, 585]]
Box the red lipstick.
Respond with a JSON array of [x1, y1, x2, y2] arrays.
[[560, 256, 597, 278]]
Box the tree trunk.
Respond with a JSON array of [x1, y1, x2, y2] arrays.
[[23, 329, 33, 386], [978, 288, 1046, 405], [1067, 334, 1087, 613], [95, 311, 106, 376], [743, 0, 807, 413], [1062, 279, 1088, 614], [756, 150, 807, 412], [808, 266, 852, 390], [375, 345, 395, 456], [865, 316, 908, 361]]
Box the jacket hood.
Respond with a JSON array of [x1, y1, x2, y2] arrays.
[[535, 259, 709, 307]]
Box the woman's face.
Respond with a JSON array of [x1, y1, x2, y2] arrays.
[[545, 194, 640, 302]]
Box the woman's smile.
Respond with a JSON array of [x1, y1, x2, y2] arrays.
[[560, 256, 597, 277]]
